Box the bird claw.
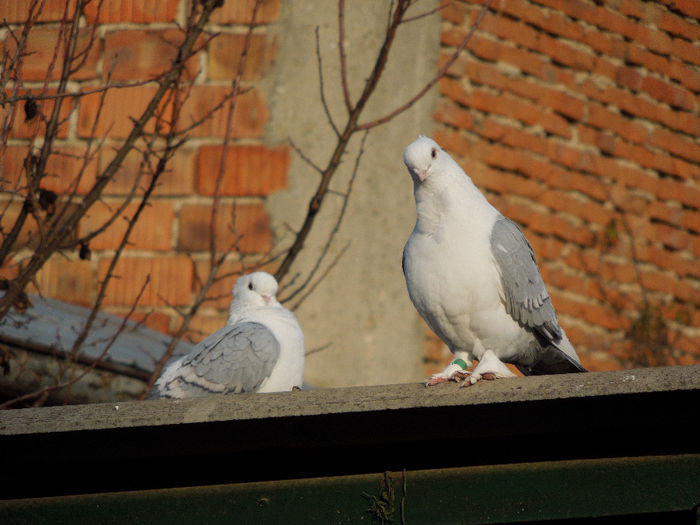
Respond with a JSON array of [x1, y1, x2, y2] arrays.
[[424, 370, 471, 387], [459, 371, 497, 387]]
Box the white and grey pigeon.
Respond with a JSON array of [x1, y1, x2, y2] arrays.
[[401, 136, 586, 386], [149, 271, 305, 398]]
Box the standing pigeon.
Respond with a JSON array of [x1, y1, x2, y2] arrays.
[[149, 271, 305, 398], [401, 136, 586, 385]]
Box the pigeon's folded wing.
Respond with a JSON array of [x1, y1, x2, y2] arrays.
[[490, 216, 585, 373], [490, 216, 561, 343], [156, 322, 280, 398]]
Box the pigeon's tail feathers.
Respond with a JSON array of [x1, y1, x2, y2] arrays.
[[519, 332, 587, 376]]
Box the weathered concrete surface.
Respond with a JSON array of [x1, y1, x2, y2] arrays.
[[263, 1, 440, 388], [2, 365, 697, 435], [1, 365, 697, 501]]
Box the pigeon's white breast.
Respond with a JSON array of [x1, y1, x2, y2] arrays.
[[404, 180, 531, 358], [235, 306, 305, 393]]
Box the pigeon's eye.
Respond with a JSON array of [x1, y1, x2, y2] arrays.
[[248, 282, 253, 290], [430, 147, 437, 159]]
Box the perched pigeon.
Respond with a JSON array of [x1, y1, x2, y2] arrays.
[[149, 272, 305, 398], [401, 136, 586, 385]]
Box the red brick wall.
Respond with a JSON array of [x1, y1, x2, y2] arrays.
[[0, 0, 285, 338], [433, 0, 699, 372], [2, 0, 698, 372]]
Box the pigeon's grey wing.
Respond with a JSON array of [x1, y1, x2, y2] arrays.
[[490, 216, 585, 373], [490, 216, 561, 340], [156, 322, 280, 398]]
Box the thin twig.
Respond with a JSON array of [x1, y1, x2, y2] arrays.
[[283, 129, 369, 304], [357, 0, 493, 130], [315, 27, 341, 138], [289, 137, 324, 174], [0, 0, 222, 321], [338, 0, 353, 115], [291, 241, 350, 311]]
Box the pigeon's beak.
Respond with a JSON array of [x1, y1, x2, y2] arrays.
[[409, 167, 427, 183], [261, 294, 272, 305]]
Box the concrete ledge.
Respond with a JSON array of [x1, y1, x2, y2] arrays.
[[1, 365, 698, 500], [2, 365, 697, 434]]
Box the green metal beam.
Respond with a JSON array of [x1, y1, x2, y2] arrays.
[[2, 454, 698, 524]]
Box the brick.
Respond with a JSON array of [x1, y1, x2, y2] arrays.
[[433, 100, 474, 130], [1, 146, 96, 196], [3, 27, 99, 81], [639, 269, 681, 296], [682, 212, 700, 235], [178, 202, 271, 254], [671, 37, 700, 66], [668, 58, 700, 92], [127, 311, 173, 334], [585, 104, 648, 145], [579, 81, 700, 136], [458, 87, 571, 138], [197, 145, 289, 196], [0, 0, 77, 22], [656, 179, 700, 209], [104, 30, 201, 82], [77, 86, 162, 139], [615, 66, 643, 91], [649, 128, 700, 165], [83, 0, 178, 23], [658, 11, 700, 41], [43, 147, 100, 195], [1, 90, 72, 139], [474, 11, 540, 51], [527, 234, 565, 262], [208, 34, 278, 81], [209, 0, 281, 24], [498, 0, 585, 42], [646, 201, 684, 227], [641, 75, 696, 112], [537, 190, 613, 226], [618, 0, 659, 23], [98, 255, 193, 307], [636, 244, 699, 278], [538, 34, 596, 72], [99, 146, 196, 196], [626, 44, 670, 77], [29, 257, 94, 307], [651, 222, 692, 251], [549, 290, 624, 331], [452, 33, 549, 78], [0, 202, 40, 251], [482, 122, 550, 157], [178, 87, 269, 138], [472, 165, 543, 200], [583, 30, 628, 60], [462, 60, 586, 121], [658, 0, 700, 19], [607, 183, 647, 215], [79, 200, 174, 251], [440, 0, 464, 24]]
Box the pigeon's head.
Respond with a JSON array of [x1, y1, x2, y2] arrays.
[[233, 271, 280, 307], [403, 135, 449, 184]]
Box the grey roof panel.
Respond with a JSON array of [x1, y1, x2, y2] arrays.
[[0, 294, 192, 374]]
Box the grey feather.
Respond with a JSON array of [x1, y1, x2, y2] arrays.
[[490, 216, 561, 343], [490, 216, 585, 374], [153, 322, 280, 398]]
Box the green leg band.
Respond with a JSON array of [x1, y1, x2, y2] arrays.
[[452, 358, 468, 370]]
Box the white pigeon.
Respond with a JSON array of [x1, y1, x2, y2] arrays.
[[401, 136, 586, 385], [149, 271, 305, 398]]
